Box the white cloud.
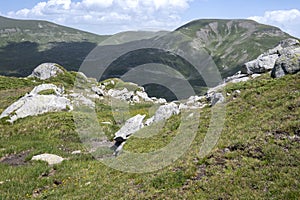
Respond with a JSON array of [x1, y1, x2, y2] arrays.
[[248, 9, 300, 38], [6, 0, 193, 34]]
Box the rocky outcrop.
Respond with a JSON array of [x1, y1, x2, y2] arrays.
[[241, 38, 300, 76], [28, 63, 64, 80], [179, 96, 207, 110], [69, 93, 95, 108], [114, 114, 146, 141], [0, 84, 72, 123], [145, 102, 180, 126], [241, 54, 279, 74], [92, 79, 167, 104], [31, 153, 64, 165], [271, 47, 300, 78]]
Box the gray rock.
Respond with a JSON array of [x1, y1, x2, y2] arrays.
[[280, 38, 300, 48], [271, 47, 300, 78], [28, 63, 64, 80], [30, 84, 63, 96], [145, 102, 180, 126], [31, 153, 64, 165], [241, 54, 279, 74], [0, 84, 72, 123], [114, 114, 146, 140], [69, 93, 95, 108], [225, 71, 249, 82], [210, 92, 225, 106], [179, 96, 207, 110], [108, 88, 134, 102], [91, 86, 106, 96], [136, 91, 153, 102]]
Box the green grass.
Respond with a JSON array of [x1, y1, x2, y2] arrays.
[[0, 73, 299, 199]]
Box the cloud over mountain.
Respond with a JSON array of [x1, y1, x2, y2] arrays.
[[7, 0, 193, 34], [248, 9, 300, 38]]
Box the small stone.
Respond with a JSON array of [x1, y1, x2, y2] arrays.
[[31, 154, 64, 165], [71, 150, 81, 155]]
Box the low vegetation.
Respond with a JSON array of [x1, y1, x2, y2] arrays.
[[0, 72, 299, 199]]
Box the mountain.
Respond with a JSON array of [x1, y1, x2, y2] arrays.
[[0, 16, 109, 76]]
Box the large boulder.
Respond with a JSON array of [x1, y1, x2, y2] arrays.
[[145, 102, 180, 126], [241, 54, 279, 74], [0, 84, 72, 123], [28, 63, 64, 80], [271, 47, 300, 78]]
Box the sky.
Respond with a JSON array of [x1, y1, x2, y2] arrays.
[[0, 0, 300, 37]]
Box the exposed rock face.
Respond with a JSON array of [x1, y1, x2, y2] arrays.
[[0, 84, 72, 123], [241, 38, 300, 76], [179, 96, 207, 110], [145, 102, 180, 126], [31, 153, 64, 165], [92, 81, 167, 104], [69, 93, 95, 108], [114, 114, 146, 141], [241, 54, 279, 74], [210, 93, 225, 106], [108, 88, 135, 102], [271, 47, 300, 78], [28, 63, 64, 80]]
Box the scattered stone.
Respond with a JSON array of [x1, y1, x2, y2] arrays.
[[71, 150, 82, 155], [31, 153, 64, 165], [69, 93, 95, 108], [101, 122, 112, 125], [145, 102, 180, 126], [28, 63, 64, 80]]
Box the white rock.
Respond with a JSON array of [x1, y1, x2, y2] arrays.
[[114, 114, 146, 140], [69, 93, 95, 108], [31, 153, 64, 165], [230, 76, 250, 83], [71, 150, 81, 155], [136, 91, 153, 102], [0, 95, 72, 123], [30, 84, 63, 96], [108, 88, 134, 101], [92, 86, 106, 96], [101, 122, 112, 125], [145, 102, 180, 126], [28, 63, 64, 80]]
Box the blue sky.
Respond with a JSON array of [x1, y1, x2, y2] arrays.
[[1, 0, 300, 37]]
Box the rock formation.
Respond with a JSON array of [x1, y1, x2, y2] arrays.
[[28, 63, 64, 80]]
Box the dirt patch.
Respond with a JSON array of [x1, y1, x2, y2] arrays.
[[0, 150, 30, 166]]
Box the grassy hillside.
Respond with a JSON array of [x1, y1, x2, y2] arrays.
[[0, 71, 299, 199], [0, 16, 109, 76]]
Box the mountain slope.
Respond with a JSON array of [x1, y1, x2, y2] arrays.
[[175, 19, 293, 76], [0, 70, 299, 199], [0, 16, 109, 76]]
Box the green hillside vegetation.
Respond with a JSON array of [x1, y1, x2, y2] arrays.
[[0, 70, 299, 199], [0, 16, 109, 76], [176, 19, 293, 77]]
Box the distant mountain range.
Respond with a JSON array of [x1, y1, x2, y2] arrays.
[[0, 16, 108, 76], [0, 16, 295, 97]]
